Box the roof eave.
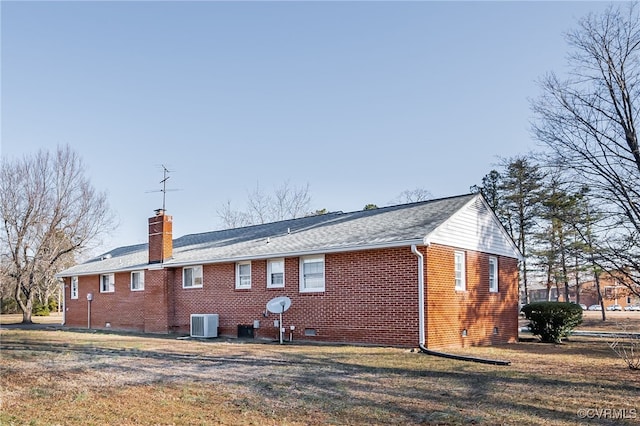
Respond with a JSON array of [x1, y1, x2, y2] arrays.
[[161, 238, 428, 269], [55, 263, 152, 278]]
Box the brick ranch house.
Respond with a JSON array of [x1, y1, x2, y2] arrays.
[[57, 193, 521, 349]]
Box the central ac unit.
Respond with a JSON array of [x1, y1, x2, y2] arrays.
[[190, 314, 219, 338]]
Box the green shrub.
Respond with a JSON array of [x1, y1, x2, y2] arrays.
[[1, 298, 19, 314], [48, 298, 58, 312], [33, 302, 50, 317], [520, 302, 583, 343]]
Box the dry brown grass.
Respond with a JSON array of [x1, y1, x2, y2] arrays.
[[578, 310, 640, 331], [1, 326, 639, 426], [0, 313, 64, 326]]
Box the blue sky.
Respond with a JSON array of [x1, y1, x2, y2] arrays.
[[1, 1, 613, 255]]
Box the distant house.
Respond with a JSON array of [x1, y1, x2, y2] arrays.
[[57, 193, 521, 349], [529, 273, 640, 309]]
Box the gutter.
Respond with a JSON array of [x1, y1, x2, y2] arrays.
[[56, 239, 427, 278], [410, 244, 511, 366], [55, 264, 151, 279], [60, 279, 66, 326], [157, 239, 428, 269]]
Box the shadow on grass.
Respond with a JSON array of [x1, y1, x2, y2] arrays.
[[502, 337, 620, 360], [2, 330, 638, 425]]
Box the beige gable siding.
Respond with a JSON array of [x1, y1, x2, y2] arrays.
[[426, 196, 520, 259]]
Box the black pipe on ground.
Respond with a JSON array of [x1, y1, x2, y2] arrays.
[[419, 345, 511, 366]]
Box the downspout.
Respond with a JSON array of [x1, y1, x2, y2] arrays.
[[411, 245, 426, 347], [61, 278, 66, 326], [411, 244, 511, 366]]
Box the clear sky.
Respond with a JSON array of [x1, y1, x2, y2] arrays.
[[1, 1, 614, 256]]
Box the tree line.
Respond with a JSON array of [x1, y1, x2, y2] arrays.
[[473, 4, 640, 310]]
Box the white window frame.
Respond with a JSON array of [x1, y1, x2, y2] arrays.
[[454, 251, 466, 291], [236, 261, 252, 289], [300, 255, 325, 293], [131, 270, 145, 291], [100, 273, 115, 293], [70, 276, 79, 299], [267, 258, 285, 288], [489, 256, 498, 293], [183, 265, 203, 289]]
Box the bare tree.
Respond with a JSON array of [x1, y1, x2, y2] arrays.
[[392, 188, 432, 204], [217, 200, 252, 229], [272, 180, 312, 221], [532, 4, 640, 297], [246, 182, 273, 225], [217, 180, 312, 228], [0, 146, 113, 323]]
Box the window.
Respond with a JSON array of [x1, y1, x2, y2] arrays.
[[131, 271, 145, 291], [236, 261, 252, 289], [454, 251, 466, 291], [489, 256, 498, 293], [267, 259, 285, 288], [71, 276, 78, 299], [183, 265, 203, 288], [300, 255, 325, 292], [100, 274, 115, 293]]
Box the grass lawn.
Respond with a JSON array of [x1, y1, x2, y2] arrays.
[[1, 322, 639, 425]]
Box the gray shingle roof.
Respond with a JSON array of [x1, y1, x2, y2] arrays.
[[58, 193, 477, 276]]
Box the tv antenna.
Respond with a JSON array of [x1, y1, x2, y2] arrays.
[[146, 165, 180, 211]]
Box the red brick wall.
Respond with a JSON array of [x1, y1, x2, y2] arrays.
[[63, 245, 519, 349], [170, 248, 420, 347], [64, 272, 145, 331], [144, 268, 173, 333], [425, 244, 519, 349], [64, 276, 89, 328]]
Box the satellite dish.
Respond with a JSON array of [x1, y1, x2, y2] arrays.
[[266, 296, 292, 345], [266, 296, 291, 314]]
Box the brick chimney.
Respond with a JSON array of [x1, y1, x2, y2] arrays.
[[148, 209, 173, 263]]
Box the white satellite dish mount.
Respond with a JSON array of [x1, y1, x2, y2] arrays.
[[266, 296, 291, 344]]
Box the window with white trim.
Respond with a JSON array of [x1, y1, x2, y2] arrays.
[[183, 265, 203, 288], [71, 276, 79, 299], [267, 258, 285, 288], [236, 261, 252, 289], [100, 274, 115, 293], [454, 251, 466, 291], [300, 255, 325, 293], [489, 256, 498, 293], [131, 270, 145, 291]]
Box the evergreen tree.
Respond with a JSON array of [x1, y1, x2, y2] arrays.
[[500, 156, 545, 304]]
